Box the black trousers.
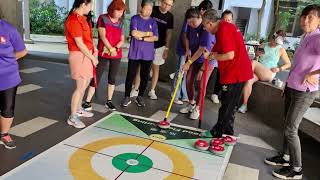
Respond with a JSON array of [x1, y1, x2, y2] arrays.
[[207, 67, 221, 96], [0, 86, 18, 118], [211, 82, 244, 137], [90, 57, 121, 87], [125, 59, 152, 97]]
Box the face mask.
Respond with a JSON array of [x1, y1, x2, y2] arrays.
[[275, 36, 284, 45]]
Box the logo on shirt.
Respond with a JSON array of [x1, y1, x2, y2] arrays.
[[222, 85, 228, 91], [0, 36, 7, 44]]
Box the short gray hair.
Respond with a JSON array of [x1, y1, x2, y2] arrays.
[[202, 9, 219, 23]]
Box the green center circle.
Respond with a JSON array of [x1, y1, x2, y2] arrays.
[[112, 153, 153, 173]]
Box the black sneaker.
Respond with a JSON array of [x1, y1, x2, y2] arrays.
[[82, 102, 92, 111], [105, 101, 116, 110], [265, 154, 290, 166], [0, 134, 16, 149], [135, 96, 146, 107], [272, 166, 302, 179], [122, 97, 131, 107]]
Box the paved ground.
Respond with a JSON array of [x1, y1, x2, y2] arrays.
[[0, 56, 319, 180]]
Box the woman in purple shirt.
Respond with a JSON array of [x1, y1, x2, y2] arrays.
[[265, 5, 320, 180], [0, 15, 28, 149], [121, 0, 158, 107]]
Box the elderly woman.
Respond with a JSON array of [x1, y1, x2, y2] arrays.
[[264, 5, 320, 180], [0, 14, 28, 149], [238, 30, 291, 113]]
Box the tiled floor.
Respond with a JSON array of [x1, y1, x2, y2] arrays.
[[0, 58, 319, 180]]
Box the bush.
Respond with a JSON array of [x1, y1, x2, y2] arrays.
[[30, 0, 67, 35]]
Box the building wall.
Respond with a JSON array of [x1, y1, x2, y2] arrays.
[[0, 0, 23, 35], [247, 8, 258, 35]]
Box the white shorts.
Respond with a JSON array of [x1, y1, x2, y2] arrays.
[[271, 72, 276, 79], [153, 46, 166, 66]]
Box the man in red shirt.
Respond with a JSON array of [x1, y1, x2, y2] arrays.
[[202, 9, 253, 138]]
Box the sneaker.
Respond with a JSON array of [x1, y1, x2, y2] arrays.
[[105, 101, 116, 110], [81, 102, 92, 111], [272, 166, 302, 179], [135, 96, 146, 107], [130, 89, 139, 97], [148, 90, 158, 100], [122, 97, 132, 107], [67, 115, 86, 129], [174, 99, 184, 105], [265, 154, 290, 166], [0, 134, 16, 149], [238, 104, 248, 114], [211, 94, 220, 104], [180, 103, 195, 114], [182, 98, 189, 102], [190, 106, 200, 120], [76, 108, 94, 118]]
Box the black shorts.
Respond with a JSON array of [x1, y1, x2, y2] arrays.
[[0, 86, 18, 118]]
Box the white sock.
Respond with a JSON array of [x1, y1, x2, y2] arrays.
[[283, 154, 290, 161], [293, 167, 302, 172]]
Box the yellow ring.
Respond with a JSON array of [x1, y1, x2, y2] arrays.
[[69, 137, 194, 180]]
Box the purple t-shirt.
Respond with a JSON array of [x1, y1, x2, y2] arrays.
[[176, 20, 188, 55], [128, 15, 158, 61], [187, 24, 217, 65], [287, 28, 320, 92], [0, 20, 25, 91]]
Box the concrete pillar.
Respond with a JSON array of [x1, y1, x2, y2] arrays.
[[0, 0, 23, 35], [159, 0, 192, 81], [23, 0, 33, 43]]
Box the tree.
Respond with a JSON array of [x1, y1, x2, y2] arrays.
[[30, 0, 67, 35]]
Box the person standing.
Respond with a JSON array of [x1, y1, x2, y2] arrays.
[[121, 0, 158, 107], [208, 9, 234, 104], [130, 0, 174, 100], [171, 0, 213, 105], [180, 8, 217, 120], [65, 0, 98, 128], [265, 5, 320, 180], [201, 9, 253, 138], [0, 15, 28, 149], [82, 0, 126, 111]]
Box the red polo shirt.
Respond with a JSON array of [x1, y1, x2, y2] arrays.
[[212, 21, 253, 84]]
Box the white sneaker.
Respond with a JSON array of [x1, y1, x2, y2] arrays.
[[130, 89, 139, 97], [211, 94, 220, 104], [180, 104, 195, 114], [148, 90, 158, 100], [190, 106, 200, 120], [238, 104, 248, 114], [76, 108, 94, 118], [174, 99, 183, 105], [67, 115, 86, 128]]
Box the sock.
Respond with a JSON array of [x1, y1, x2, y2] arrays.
[[107, 99, 112, 102], [293, 167, 302, 172], [283, 154, 290, 161]]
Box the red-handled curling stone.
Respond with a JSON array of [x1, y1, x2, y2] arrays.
[[222, 136, 237, 146], [158, 120, 170, 129], [194, 140, 209, 151], [210, 138, 225, 147], [209, 145, 225, 155]]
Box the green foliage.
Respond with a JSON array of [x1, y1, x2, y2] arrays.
[[278, 9, 295, 31], [30, 0, 67, 35], [244, 33, 258, 42]]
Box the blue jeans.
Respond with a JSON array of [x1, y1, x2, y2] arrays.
[[171, 55, 188, 100]]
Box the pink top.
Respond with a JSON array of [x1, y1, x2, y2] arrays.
[[287, 28, 320, 92]]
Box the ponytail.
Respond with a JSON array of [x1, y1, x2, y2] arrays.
[[66, 0, 92, 20]]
